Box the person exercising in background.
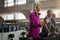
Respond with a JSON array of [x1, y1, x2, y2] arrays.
[[51, 13, 56, 32], [42, 10, 53, 37]]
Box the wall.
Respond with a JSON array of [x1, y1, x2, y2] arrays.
[[0, 0, 60, 13], [0, 0, 60, 20]]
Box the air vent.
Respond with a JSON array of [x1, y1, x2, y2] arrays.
[[40, 0, 48, 1], [35, 0, 48, 3]]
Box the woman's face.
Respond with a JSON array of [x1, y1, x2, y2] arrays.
[[36, 4, 41, 12]]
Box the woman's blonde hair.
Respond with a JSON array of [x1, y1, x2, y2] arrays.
[[32, 2, 41, 12]]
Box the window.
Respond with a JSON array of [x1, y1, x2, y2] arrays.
[[4, 0, 26, 7], [0, 14, 7, 20], [40, 10, 47, 18], [53, 9, 60, 18], [40, 9, 60, 18], [0, 14, 14, 20], [15, 12, 26, 20], [15, 0, 26, 5], [7, 14, 14, 20], [0, 12, 26, 20], [4, 0, 14, 7]]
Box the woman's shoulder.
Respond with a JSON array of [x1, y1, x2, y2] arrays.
[[30, 12, 35, 16]]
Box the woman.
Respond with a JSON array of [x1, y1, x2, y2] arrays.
[[28, 3, 42, 40]]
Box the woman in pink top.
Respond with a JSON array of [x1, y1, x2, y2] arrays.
[[28, 3, 41, 40]]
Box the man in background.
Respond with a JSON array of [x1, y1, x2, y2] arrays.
[[42, 10, 53, 37]]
